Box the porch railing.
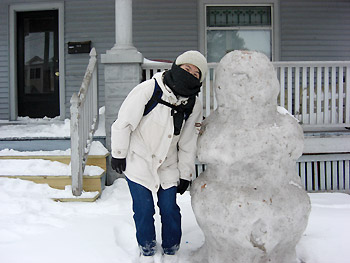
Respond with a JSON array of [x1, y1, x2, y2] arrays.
[[142, 61, 350, 129], [70, 48, 99, 196], [275, 61, 350, 131]]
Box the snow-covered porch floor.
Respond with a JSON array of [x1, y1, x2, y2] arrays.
[[0, 177, 349, 263]]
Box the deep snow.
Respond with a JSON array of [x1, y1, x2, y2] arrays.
[[0, 177, 349, 263]]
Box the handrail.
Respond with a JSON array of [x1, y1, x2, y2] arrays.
[[70, 48, 99, 196]]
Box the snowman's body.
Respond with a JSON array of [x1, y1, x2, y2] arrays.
[[191, 51, 311, 263]]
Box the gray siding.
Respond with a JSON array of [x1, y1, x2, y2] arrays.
[[280, 0, 350, 61], [0, 5, 9, 119], [133, 0, 198, 61], [64, 0, 115, 116]]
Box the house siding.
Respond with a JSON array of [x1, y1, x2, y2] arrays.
[[133, 0, 198, 61], [280, 0, 350, 61], [0, 6, 9, 119]]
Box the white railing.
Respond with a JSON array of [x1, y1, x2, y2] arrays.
[[275, 61, 350, 131], [70, 48, 99, 196], [142, 61, 350, 129]]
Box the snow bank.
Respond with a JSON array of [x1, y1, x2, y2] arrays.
[[0, 177, 349, 263]]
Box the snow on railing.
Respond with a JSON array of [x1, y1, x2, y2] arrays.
[[70, 48, 99, 196], [142, 61, 350, 130]]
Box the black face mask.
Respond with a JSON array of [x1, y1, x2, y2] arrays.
[[163, 63, 201, 97]]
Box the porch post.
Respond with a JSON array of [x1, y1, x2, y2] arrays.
[[101, 0, 143, 184], [113, 0, 133, 50]]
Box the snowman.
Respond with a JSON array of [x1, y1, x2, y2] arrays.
[[191, 51, 310, 263]]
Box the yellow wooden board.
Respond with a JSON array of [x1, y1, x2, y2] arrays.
[[52, 192, 100, 202]]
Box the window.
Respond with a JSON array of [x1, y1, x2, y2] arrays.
[[206, 5, 273, 62]]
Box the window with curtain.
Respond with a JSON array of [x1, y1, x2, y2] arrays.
[[206, 5, 273, 62]]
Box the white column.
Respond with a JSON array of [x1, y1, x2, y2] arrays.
[[111, 0, 135, 51], [104, 0, 143, 62], [116, 0, 132, 48]]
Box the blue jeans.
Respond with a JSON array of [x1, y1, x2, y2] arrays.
[[126, 177, 181, 256]]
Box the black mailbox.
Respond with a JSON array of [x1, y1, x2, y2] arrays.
[[68, 41, 91, 54]]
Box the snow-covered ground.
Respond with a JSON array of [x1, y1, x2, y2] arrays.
[[1, 107, 349, 262], [0, 177, 349, 263]]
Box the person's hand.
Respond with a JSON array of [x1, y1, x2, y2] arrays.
[[111, 157, 126, 174], [177, 179, 190, 194]]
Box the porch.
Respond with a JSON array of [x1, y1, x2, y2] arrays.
[[1, 54, 349, 194]]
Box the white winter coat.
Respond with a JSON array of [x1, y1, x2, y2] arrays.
[[111, 72, 203, 192]]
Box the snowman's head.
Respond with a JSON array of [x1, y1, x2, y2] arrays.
[[214, 50, 279, 110]]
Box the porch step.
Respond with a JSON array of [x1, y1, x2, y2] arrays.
[[0, 136, 106, 151], [0, 153, 108, 171], [0, 141, 110, 201], [0, 158, 105, 201], [0, 140, 109, 169]]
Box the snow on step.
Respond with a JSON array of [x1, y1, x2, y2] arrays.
[[0, 159, 104, 176], [0, 141, 109, 157]]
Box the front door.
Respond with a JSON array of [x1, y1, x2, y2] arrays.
[[17, 10, 59, 118]]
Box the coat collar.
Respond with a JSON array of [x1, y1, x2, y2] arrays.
[[153, 72, 188, 105]]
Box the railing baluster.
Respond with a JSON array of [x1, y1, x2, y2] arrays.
[[320, 161, 326, 190], [212, 67, 217, 111], [338, 67, 344, 123], [309, 67, 316, 124], [316, 67, 322, 124], [324, 67, 330, 124], [295, 67, 300, 121], [331, 67, 337, 124], [346, 66, 350, 123], [302, 67, 308, 124], [205, 73, 211, 117], [280, 67, 285, 108], [287, 67, 293, 113]]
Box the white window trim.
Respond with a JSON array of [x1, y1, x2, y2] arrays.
[[198, 0, 280, 61], [9, 2, 65, 120]]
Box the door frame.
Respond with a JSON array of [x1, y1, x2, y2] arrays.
[[9, 3, 65, 120]]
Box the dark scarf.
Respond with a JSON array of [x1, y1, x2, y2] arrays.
[[163, 63, 202, 97]]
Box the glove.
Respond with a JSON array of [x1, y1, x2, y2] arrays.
[[111, 157, 126, 174], [177, 179, 190, 195]]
